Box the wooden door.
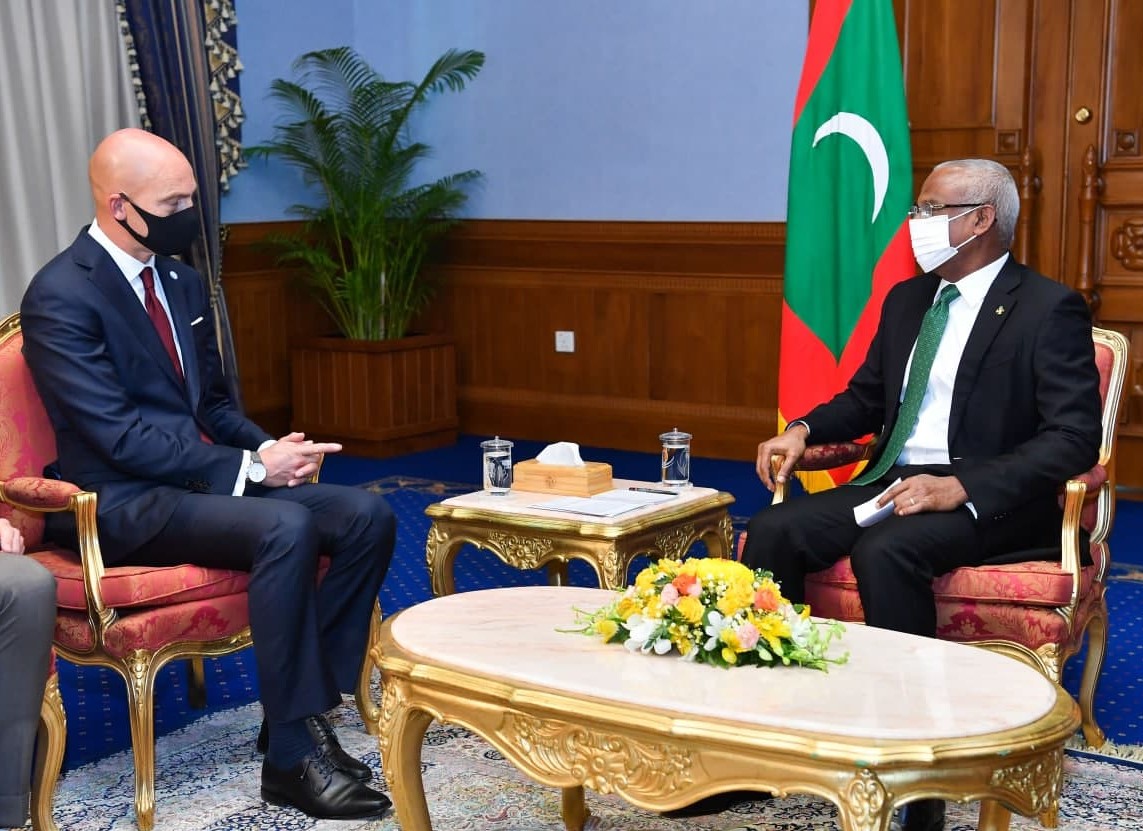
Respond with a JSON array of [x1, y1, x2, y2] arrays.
[[896, 0, 1143, 489]]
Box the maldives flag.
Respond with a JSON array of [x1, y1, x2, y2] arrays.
[[779, 0, 915, 490]]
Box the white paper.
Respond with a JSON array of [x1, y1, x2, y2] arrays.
[[529, 496, 643, 518], [598, 488, 679, 505], [853, 477, 902, 527]]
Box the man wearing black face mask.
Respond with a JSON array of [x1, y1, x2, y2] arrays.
[[20, 129, 394, 821], [739, 159, 1102, 831]]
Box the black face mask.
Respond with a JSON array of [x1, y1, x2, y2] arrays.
[[117, 193, 200, 256]]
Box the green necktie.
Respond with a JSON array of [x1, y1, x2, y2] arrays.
[[852, 284, 961, 486]]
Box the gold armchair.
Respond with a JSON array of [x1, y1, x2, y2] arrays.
[[0, 313, 380, 830], [764, 326, 1128, 752]]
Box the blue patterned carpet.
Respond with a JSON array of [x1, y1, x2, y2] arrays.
[[55, 436, 1143, 772]]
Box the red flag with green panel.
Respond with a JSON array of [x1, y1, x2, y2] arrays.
[[779, 0, 915, 491]]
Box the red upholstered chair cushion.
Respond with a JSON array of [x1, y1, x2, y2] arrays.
[[28, 547, 250, 610], [54, 595, 252, 659], [736, 528, 1102, 654]]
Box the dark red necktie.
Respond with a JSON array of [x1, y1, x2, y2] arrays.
[[140, 266, 184, 383]]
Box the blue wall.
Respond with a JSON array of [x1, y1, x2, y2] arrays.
[[223, 0, 807, 223]]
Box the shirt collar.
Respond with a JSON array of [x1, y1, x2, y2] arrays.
[[937, 251, 1009, 310], [87, 219, 156, 281]]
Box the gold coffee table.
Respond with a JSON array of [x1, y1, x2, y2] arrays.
[[424, 480, 734, 594], [377, 586, 1080, 831]]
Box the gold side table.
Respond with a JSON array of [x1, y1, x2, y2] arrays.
[[424, 480, 735, 594]]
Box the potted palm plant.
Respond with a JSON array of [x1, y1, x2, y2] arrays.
[[248, 46, 484, 456]]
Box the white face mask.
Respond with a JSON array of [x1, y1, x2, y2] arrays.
[[908, 206, 980, 272]]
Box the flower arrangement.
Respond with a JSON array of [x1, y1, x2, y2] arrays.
[[571, 557, 848, 670]]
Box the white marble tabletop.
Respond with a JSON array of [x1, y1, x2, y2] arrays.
[[438, 479, 723, 524], [390, 585, 1059, 742]]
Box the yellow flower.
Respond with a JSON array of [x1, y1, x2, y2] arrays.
[[634, 568, 657, 593], [720, 627, 741, 651], [675, 595, 704, 624], [670, 632, 695, 656], [716, 581, 755, 617], [689, 557, 755, 585], [616, 596, 642, 620], [596, 618, 619, 641], [755, 612, 791, 652], [643, 596, 663, 620], [721, 646, 739, 664]]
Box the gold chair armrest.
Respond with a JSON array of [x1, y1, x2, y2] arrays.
[[0, 476, 113, 637], [770, 442, 875, 504], [1059, 478, 1087, 610]]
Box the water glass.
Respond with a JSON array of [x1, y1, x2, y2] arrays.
[[481, 436, 514, 495], [659, 428, 692, 488]]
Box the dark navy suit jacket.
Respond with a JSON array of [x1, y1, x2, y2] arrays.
[[800, 256, 1103, 535], [21, 229, 272, 560]]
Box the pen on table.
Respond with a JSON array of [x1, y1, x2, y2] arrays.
[[629, 487, 678, 496]]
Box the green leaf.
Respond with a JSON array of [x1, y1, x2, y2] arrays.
[[245, 46, 484, 340]]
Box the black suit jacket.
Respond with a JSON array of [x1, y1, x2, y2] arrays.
[[21, 229, 273, 560], [799, 256, 1102, 528]]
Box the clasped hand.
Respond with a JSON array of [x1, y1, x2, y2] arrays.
[[260, 432, 342, 488]]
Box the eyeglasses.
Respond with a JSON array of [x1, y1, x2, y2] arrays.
[[907, 202, 983, 219]]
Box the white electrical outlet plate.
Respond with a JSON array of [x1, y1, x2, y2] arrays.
[[555, 330, 575, 352]]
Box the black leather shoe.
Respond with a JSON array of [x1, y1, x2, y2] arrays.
[[660, 789, 772, 818], [892, 799, 945, 831], [261, 748, 391, 820], [256, 716, 373, 782], [306, 715, 373, 782]]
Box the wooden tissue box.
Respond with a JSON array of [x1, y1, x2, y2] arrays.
[[512, 459, 613, 496]]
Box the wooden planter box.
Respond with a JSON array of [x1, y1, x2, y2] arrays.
[[290, 334, 458, 458]]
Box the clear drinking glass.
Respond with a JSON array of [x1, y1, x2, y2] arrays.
[[659, 428, 692, 488], [480, 436, 514, 495]]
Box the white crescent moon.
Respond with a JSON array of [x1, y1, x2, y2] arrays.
[[812, 112, 890, 223]]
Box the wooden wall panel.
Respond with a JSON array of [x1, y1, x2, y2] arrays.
[[220, 222, 333, 434], [426, 221, 786, 460], [223, 220, 784, 461]]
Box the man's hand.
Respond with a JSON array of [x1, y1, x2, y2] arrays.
[[0, 517, 25, 554], [881, 475, 968, 515], [755, 423, 809, 492], [259, 432, 343, 488]]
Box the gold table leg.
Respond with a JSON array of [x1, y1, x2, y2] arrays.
[[979, 799, 1014, 831], [384, 701, 434, 831], [560, 786, 589, 831], [426, 523, 466, 596]]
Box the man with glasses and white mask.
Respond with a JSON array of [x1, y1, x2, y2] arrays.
[[740, 158, 1102, 831]]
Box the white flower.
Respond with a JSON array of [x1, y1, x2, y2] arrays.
[[784, 607, 813, 645], [626, 616, 662, 653], [703, 610, 728, 651]]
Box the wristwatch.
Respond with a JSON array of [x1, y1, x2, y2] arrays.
[[247, 451, 267, 484]]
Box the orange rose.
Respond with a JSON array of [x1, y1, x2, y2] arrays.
[[753, 586, 780, 612], [672, 573, 700, 596]]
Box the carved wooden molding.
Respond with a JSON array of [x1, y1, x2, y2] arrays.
[[1111, 219, 1143, 271]]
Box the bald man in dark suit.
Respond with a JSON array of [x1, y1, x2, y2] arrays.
[[21, 129, 393, 821]]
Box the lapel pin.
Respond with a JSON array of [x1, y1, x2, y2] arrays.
[[169, 271, 178, 280], [995, 305, 1005, 315]]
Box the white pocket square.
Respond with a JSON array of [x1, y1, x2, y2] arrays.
[[190, 316, 204, 326]]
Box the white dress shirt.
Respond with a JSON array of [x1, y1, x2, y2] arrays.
[[897, 252, 1009, 466]]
